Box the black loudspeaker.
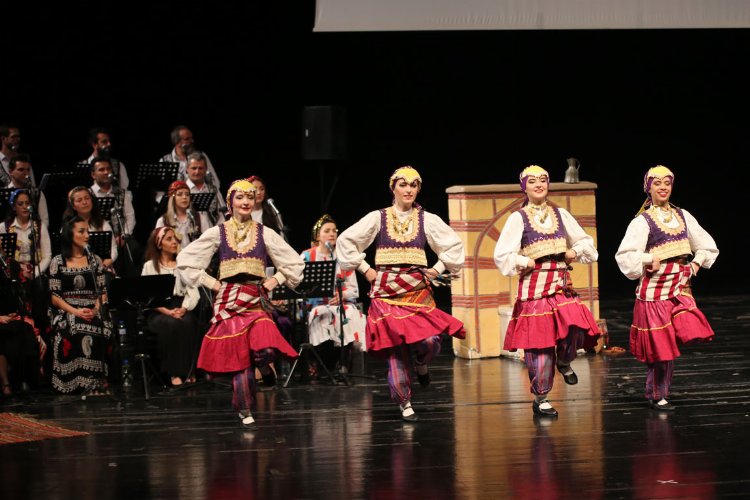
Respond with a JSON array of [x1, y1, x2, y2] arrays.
[[302, 106, 347, 160]]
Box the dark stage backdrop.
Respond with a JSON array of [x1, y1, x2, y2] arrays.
[[3, 2, 747, 300]]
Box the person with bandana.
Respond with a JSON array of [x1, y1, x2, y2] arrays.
[[155, 180, 203, 247], [176, 179, 303, 429], [300, 214, 367, 376], [493, 165, 600, 417], [615, 165, 718, 411], [335, 166, 465, 422]]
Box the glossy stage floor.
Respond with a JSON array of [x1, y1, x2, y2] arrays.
[[2, 295, 750, 499]]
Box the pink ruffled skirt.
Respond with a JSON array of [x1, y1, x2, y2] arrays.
[[366, 288, 465, 352], [197, 308, 298, 373], [504, 293, 600, 351], [629, 294, 714, 364]]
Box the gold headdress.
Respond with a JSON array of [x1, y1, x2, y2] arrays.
[[225, 179, 256, 214], [389, 166, 422, 191], [519, 165, 550, 191], [311, 214, 336, 245]]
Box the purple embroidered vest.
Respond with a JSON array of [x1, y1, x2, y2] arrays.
[[374, 207, 428, 267], [641, 208, 691, 260], [218, 221, 268, 280], [518, 206, 568, 260]]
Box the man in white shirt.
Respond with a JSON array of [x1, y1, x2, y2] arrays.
[[6, 154, 49, 228], [90, 157, 136, 237], [184, 152, 225, 231], [84, 128, 130, 190], [0, 124, 35, 186], [160, 125, 221, 195]]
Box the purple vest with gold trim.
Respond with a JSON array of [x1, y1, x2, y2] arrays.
[[518, 206, 568, 260], [218, 221, 268, 280], [374, 207, 428, 267], [641, 208, 691, 260]]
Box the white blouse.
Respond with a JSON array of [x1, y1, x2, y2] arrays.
[[493, 208, 598, 277], [0, 218, 52, 275], [335, 207, 465, 277], [175, 224, 304, 292], [615, 208, 719, 280]]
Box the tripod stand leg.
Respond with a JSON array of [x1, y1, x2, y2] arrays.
[[283, 351, 305, 388], [138, 354, 151, 400]]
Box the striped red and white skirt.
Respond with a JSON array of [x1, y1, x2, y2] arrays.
[[367, 286, 465, 352], [197, 282, 297, 373], [629, 293, 714, 364]]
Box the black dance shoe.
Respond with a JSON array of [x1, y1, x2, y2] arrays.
[[400, 402, 419, 422], [532, 399, 559, 417], [239, 412, 258, 429], [416, 370, 431, 387], [648, 399, 676, 412], [557, 366, 578, 385]]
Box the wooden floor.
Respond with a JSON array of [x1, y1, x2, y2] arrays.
[[2, 294, 750, 499]]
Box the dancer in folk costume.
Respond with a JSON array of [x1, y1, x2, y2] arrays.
[[336, 166, 465, 421], [615, 165, 718, 411], [494, 165, 600, 417], [176, 179, 304, 428]]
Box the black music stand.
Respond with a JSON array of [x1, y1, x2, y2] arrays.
[[0, 187, 13, 207], [0, 233, 17, 263], [109, 275, 175, 400], [277, 260, 342, 387], [95, 197, 117, 221], [39, 171, 92, 192], [135, 162, 179, 190], [190, 192, 215, 212], [88, 231, 113, 260]]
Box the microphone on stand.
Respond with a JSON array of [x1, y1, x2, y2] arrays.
[[325, 242, 335, 255], [267, 198, 281, 216]]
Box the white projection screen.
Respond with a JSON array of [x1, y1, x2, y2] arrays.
[[314, 0, 750, 32]]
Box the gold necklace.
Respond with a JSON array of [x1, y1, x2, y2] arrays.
[[653, 205, 673, 224], [390, 208, 413, 236], [528, 202, 549, 224], [231, 218, 253, 245]]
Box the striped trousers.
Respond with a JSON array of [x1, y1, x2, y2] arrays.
[[646, 361, 674, 401], [386, 335, 442, 405], [231, 348, 275, 411], [524, 328, 584, 396]]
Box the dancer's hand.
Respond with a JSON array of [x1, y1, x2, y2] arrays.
[[364, 268, 377, 282], [263, 277, 279, 291], [690, 262, 700, 276], [519, 258, 535, 275], [646, 256, 661, 273], [423, 268, 439, 280], [564, 249, 577, 264]]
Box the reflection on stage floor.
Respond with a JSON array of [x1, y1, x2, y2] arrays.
[[2, 295, 749, 499]]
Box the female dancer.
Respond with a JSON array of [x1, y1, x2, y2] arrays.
[[176, 179, 303, 428], [615, 165, 718, 411], [142, 227, 206, 386], [493, 165, 599, 417], [336, 166, 465, 421]]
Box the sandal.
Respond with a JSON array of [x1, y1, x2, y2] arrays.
[[171, 376, 184, 386]]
